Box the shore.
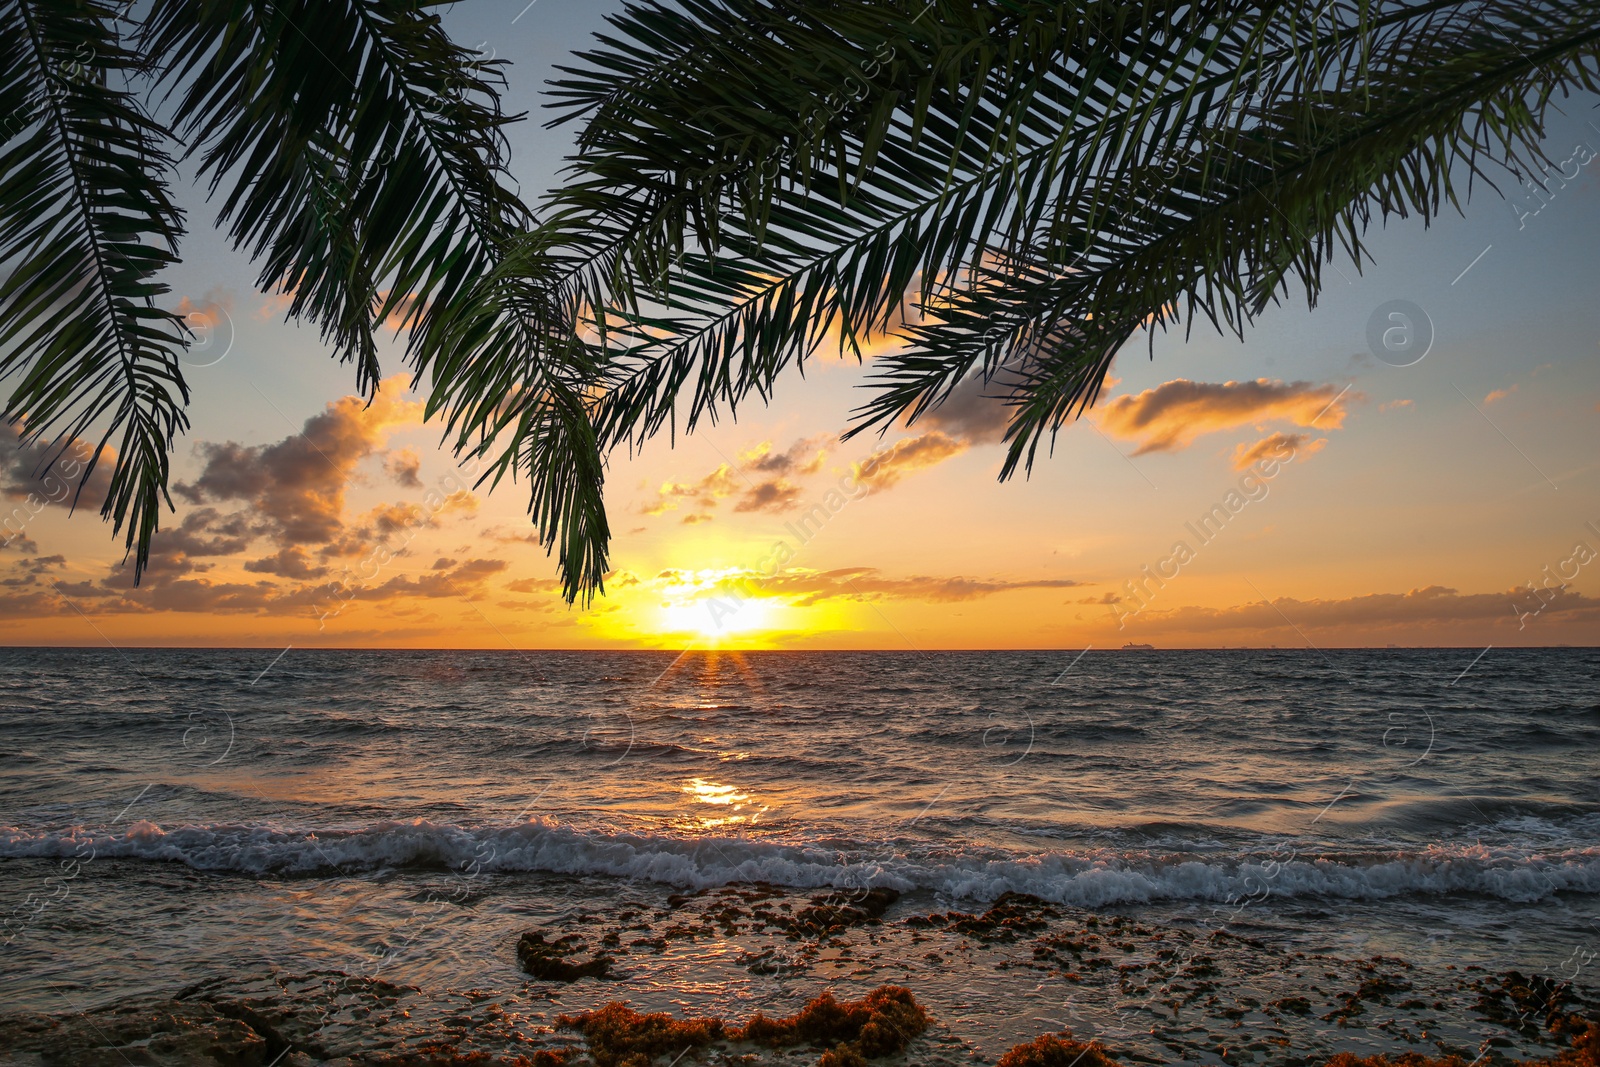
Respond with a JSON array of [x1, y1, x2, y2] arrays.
[[3, 885, 1595, 1067]]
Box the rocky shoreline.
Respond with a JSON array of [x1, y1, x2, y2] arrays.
[[3, 886, 1595, 1067]]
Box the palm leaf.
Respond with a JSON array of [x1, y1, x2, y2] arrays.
[[542, 0, 1600, 486], [0, 0, 190, 578], [144, 0, 611, 600]]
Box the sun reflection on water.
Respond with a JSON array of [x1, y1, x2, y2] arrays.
[[681, 776, 767, 829]]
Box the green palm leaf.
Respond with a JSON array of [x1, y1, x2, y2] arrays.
[[0, 0, 190, 578], [145, 0, 611, 601], [544, 0, 1600, 487]]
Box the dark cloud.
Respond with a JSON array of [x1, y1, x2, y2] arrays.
[[0, 423, 115, 510], [92, 508, 257, 590], [0, 589, 62, 615], [908, 374, 1012, 445], [175, 377, 420, 547], [739, 436, 828, 476], [385, 448, 423, 489], [0, 554, 66, 589], [733, 478, 805, 514], [243, 546, 329, 580], [360, 558, 509, 600]]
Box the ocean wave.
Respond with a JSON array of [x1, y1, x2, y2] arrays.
[[2, 819, 1597, 906]]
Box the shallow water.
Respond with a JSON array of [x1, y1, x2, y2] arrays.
[[2, 647, 1598, 1060]]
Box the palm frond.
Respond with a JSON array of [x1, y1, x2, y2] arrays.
[[145, 0, 611, 600], [0, 0, 190, 578], [879, 0, 1600, 477], [544, 0, 1600, 487]]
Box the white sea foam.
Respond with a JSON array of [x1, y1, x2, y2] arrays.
[[3, 819, 1597, 905]]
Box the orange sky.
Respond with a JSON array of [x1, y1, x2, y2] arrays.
[[3, 12, 1599, 652]]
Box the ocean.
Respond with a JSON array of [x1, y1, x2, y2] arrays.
[[2, 646, 1597, 1063]]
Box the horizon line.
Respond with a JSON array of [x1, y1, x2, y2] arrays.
[[0, 643, 1594, 652]]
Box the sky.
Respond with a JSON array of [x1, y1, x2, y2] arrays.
[[3, 1, 1599, 651]]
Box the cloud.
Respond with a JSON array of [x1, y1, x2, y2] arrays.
[[739, 436, 828, 476], [907, 374, 1012, 445], [88, 508, 260, 590], [177, 375, 422, 546], [1127, 585, 1600, 634], [243, 546, 329, 580], [710, 566, 1082, 606], [481, 525, 541, 545], [857, 431, 968, 491], [642, 464, 737, 516], [0, 423, 115, 510], [1378, 399, 1414, 413], [733, 478, 805, 514], [1230, 432, 1326, 470], [1098, 378, 1356, 455], [385, 448, 423, 489], [360, 558, 508, 600], [172, 289, 233, 354], [0, 554, 67, 589], [254, 289, 295, 322], [1484, 385, 1518, 404], [644, 436, 846, 521], [507, 576, 562, 594]]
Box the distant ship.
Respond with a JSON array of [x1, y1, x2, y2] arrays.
[[1121, 642, 1155, 650]]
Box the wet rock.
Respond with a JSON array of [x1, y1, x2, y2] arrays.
[[781, 887, 901, 938], [516, 930, 614, 982], [0, 999, 269, 1065], [908, 892, 1059, 943]]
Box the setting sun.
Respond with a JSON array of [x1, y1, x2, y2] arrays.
[[651, 568, 780, 643]]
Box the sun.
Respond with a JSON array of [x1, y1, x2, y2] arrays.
[[658, 595, 775, 642]]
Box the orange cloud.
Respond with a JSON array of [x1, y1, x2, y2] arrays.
[[1231, 432, 1326, 471], [739, 435, 828, 476], [0, 423, 115, 511], [1122, 585, 1600, 636], [858, 431, 968, 491], [1484, 385, 1518, 404], [642, 464, 736, 516], [176, 375, 422, 547], [711, 565, 1083, 606], [1098, 379, 1357, 455]]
